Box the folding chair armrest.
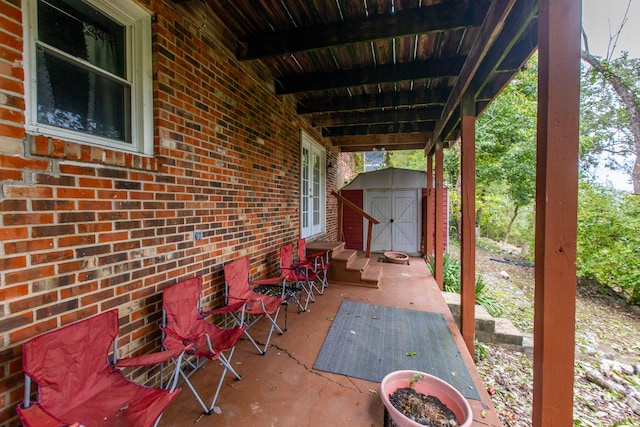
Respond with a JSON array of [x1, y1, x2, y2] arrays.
[[114, 344, 194, 368], [307, 250, 329, 261], [17, 399, 68, 427], [250, 276, 285, 286], [205, 300, 245, 316], [161, 326, 206, 343]]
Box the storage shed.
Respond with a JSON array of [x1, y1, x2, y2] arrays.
[[339, 167, 448, 255]]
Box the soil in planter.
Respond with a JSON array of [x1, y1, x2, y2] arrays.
[[388, 387, 459, 426]]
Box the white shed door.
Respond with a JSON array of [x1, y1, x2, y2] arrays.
[[368, 190, 419, 253]]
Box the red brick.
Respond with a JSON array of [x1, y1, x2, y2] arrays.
[[60, 307, 99, 326], [0, 255, 26, 271], [0, 155, 49, 171], [57, 260, 87, 274], [0, 168, 23, 181], [4, 238, 54, 254], [0, 106, 22, 122], [80, 289, 114, 306], [78, 200, 111, 210], [4, 212, 54, 226], [9, 291, 57, 313], [0, 313, 32, 334], [30, 249, 74, 265], [31, 136, 50, 156], [98, 231, 129, 243], [9, 318, 58, 344], [60, 281, 98, 298], [56, 187, 96, 199], [32, 224, 75, 238], [58, 164, 96, 176], [59, 234, 95, 247], [5, 265, 55, 286], [0, 284, 28, 301], [4, 185, 54, 199], [0, 199, 26, 211], [0, 227, 27, 241], [0, 6, 22, 35], [31, 199, 75, 211], [58, 211, 96, 223], [78, 177, 113, 188], [77, 222, 112, 234], [36, 299, 79, 320], [101, 294, 131, 311]]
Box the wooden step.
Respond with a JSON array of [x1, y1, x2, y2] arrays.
[[307, 242, 381, 288]]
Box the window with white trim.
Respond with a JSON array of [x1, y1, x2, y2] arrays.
[[300, 131, 326, 238], [23, 0, 153, 155]]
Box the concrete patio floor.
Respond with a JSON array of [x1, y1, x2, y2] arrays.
[[158, 256, 501, 426]]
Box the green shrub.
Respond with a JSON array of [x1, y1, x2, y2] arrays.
[[577, 183, 640, 305], [427, 253, 504, 316]]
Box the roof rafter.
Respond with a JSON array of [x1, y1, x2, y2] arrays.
[[237, 1, 491, 60], [311, 106, 441, 127], [276, 56, 466, 94], [297, 87, 451, 114]]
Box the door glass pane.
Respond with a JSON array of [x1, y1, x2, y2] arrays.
[[301, 147, 310, 229], [312, 152, 320, 227]]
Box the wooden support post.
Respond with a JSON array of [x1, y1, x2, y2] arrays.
[[365, 221, 373, 258], [533, 0, 581, 425], [425, 154, 434, 258], [434, 143, 444, 290], [460, 94, 476, 356]]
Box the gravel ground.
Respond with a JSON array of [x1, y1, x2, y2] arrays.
[[458, 242, 640, 427]]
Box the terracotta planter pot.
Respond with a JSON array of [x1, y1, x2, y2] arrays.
[[383, 251, 409, 264], [380, 370, 473, 427]]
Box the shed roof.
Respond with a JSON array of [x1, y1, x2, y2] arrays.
[[342, 167, 427, 190]]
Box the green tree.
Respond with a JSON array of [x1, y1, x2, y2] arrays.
[[474, 54, 538, 246], [387, 150, 426, 171], [577, 182, 640, 303]]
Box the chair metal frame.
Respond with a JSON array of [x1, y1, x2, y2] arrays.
[[212, 256, 286, 355], [160, 276, 246, 415], [296, 238, 330, 295], [18, 309, 182, 427]]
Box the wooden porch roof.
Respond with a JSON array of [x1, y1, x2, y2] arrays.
[[176, 0, 538, 152]]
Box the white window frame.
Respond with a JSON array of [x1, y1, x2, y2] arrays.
[[300, 131, 326, 238], [22, 0, 153, 156]]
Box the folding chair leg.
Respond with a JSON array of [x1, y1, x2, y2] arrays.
[[207, 349, 241, 414]]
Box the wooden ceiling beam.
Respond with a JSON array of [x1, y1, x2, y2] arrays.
[[297, 87, 451, 114], [311, 106, 441, 127], [331, 133, 431, 148], [237, 1, 491, 60], [339, 142, 427, 152], [432, 0, 518, 143], [469, 1, 539, 96], [322, 122, 435, 137], [276, 56, 466, 94]]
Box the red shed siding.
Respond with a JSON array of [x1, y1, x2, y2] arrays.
[[0, 1, 337, 424], [341, 190, 364, 251]]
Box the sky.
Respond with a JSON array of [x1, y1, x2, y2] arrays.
[[581, 1, 639, 191], [582, 0, 640, 59]]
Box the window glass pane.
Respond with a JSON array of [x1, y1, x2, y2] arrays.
[[38, 0, 125, 77], [37, 48, 131, 142]]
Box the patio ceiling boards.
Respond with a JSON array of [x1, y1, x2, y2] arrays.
[[184, 0, 539, 152]]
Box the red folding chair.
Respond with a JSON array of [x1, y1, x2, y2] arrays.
[[297, 238, 330, 295], [213, 256, 286, 355], [17, 309, 181, 427], [280, 243, 317, 312], [161, 276, 246, 415]]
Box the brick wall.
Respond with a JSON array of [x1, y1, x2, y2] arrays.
[[0, 0, 338, 424]]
